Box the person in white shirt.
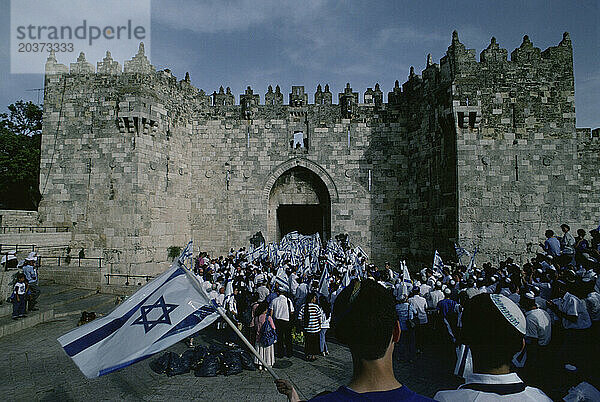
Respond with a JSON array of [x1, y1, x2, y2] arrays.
[[295, 281, 309, 309], [207, 283, 219, 301], [583, 275, 600, 323], [269, 287, 295, 358], [419, 280, 432, 297], [288, 269, 299, 295], [225, 288, 238, 316], [426, 282, 444, 309], [546, 280, 591, 373], [547, 282, 591, 331], [520, 292, 551, 385], [434, 293, 552, 401], [409, 289, 428, 355], [215, 286, 225, 307], [256, 281, 270, 303]]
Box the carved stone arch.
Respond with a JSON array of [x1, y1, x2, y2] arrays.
[[263, 158, 337, 242], [262, 157, 339, 205]]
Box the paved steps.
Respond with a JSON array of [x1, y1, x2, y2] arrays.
[[54, 293, 117, 316], [0, 279, 122, 338]]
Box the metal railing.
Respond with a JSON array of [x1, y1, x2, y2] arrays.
[[38, 256, 103, 268], [0, 226, 70, 234], [104, 273, 154, 285], [0, 244, 36, 253]]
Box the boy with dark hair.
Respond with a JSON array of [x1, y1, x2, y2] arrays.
[[434, 293, 551, 401], [275, 279, 432, 401], [540, 229, 561, 257]]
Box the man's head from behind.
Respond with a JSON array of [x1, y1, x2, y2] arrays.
[[462, 293, 526, 372], [333, 279, 398, 361]]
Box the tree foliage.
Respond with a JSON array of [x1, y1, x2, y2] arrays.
[[0, 101, 43, 210]]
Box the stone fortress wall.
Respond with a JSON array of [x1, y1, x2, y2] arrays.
[[38, 32, 599, 276]]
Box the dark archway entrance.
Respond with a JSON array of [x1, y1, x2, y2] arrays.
[[277, 205, 324, 237], [268, 166, 331, 242]]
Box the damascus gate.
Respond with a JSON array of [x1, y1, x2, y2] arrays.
[[37, 32, 600, 276]]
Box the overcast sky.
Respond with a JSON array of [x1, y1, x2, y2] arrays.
[[0, 0, 598, 127]]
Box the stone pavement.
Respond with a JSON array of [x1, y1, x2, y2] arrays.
[[0, 305, 464, 401], [0, 281, 583, 401]]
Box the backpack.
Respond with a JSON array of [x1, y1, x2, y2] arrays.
[[259, 317, 277, 347]]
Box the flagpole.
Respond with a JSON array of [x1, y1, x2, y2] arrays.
[[213, 302, 279, 380], [181, 261, 280, 380]]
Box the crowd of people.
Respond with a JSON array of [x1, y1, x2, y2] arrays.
[[186, 224, 599, 400]]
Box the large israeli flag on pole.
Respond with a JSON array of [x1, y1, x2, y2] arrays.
[[57, 247, 219, 378]]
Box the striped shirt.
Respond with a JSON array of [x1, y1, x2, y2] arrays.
[[298, 303, 322, 333]]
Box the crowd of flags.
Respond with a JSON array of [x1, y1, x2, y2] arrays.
[[245, 231, 371, 281]]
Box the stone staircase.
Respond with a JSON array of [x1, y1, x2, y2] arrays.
[[0, 279, 120, 338]]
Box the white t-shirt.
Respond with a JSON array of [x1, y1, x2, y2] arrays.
[[559, 292, 592, 330], [409, 294, 428, 324], [270, 294, 294, 321], [525, 308, 552, 346], [427, 290, 444, 309], [585, 292, 600, 322], [419, 283, 432, 296], [14, 282, 26, 295]]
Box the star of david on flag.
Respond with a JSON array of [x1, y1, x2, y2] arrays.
[[131, 296, 178, 333], [57, 246, 220, 378]]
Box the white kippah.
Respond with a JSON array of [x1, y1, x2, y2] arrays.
[[444, 288, 451, 295], [490, 294, 526, 335]]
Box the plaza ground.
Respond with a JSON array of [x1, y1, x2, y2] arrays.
[[0, 282, 588, 401]]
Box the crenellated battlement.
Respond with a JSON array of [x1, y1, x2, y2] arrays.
[[45, 31, 573, 113]]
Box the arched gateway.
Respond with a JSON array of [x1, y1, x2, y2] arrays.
[[264, 159, 337, 243]]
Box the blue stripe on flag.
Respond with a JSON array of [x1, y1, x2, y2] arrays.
[[63, 267, 186, 357], [98, 354, 152, 377], [156, 305, 217, 341]]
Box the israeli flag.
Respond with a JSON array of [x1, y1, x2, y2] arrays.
[[355, 246, 368, 260], [178, 240, 194, 264], [454, 243, 471, 259], [432, 250, 444, 273], [341, 270, 351, 288], [318, 266, 330, 297], [326, 251, 337, 268], [401, 261, 412, 285], [454, 344, 473, 379], [273, 267, 290, 292], [467, 246, 478, 273], [57, 261, 219, 378], [401, 260, 412, 296]]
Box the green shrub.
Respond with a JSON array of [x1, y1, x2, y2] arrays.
[[167, 246, 182, 261]]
